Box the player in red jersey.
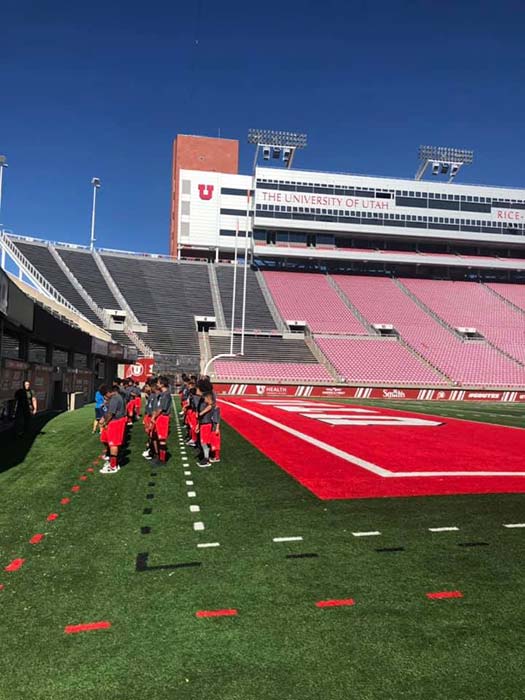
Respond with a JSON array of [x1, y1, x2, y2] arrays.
[[98, 384, 127, 474], [150, 376, 172, 464]]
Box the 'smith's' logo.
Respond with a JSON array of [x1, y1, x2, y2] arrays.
[[198, 184, 214, 200]]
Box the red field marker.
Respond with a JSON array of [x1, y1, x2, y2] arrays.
[[87, 468, 94, 473], [60, 498, 70, 505], [47, 513, 59, 522], [5, 558, 25, 572], [71, 485, 81, 493], [315, 598, 356, 608], [195, 609, 238, 618], [64, 621, 112, 634], [0, 584, 4, 591], [29, 534, 45, 545], [79, 476, 88, 481], [426, 591, 463, 600]]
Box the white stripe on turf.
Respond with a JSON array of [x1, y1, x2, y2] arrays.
[[273, 536, 303, 542], [197, 542, 220, 548], [187, 491, 196, 498], [189, 505, 200, 512], [428, 527, 459, 532], [193, 522, 205, 531], [352, 531, 381, 537], [504, 523, 525, 528], [185, 480, 194, 486]]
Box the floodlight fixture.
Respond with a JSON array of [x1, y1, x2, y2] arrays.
[[247, 129, 307, 149], [418, 145, 474, 164], [415, 145, 474, 182], [248, 129, 308, 170], [91, 177, 101, 188]]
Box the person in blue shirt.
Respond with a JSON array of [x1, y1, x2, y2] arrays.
[[93, 385, 107, 434]]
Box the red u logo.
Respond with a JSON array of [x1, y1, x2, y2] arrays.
[[198, 184, 214, 200]]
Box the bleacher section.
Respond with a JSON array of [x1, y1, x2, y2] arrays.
[[8, 233, 525, 388], [57, 247, 120, 311], [101, 254, 213, 360], [487, 283, 525, 312], [214, 360, 331, 382], [333, 275, 525, 386], [216, 265, 276, 330], [263, 271, 367, 333], [209, 334, 318, 363], [13, 241, 101, 325], [316, 337, 446, 385], [402, 279, 525, 366]]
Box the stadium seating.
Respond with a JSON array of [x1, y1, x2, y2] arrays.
[[402, 278, 525, 365], [316, 337, 446, 385], [9, 233, 525, 387], [487, 282, 525, 312], [263, 271, 367, 333], [209, 334, 320, 363], [332, 275, 525, 386], [213, 360, 332, 382], [57, 247, 120, 311], [216, 265, 276, 330], [13, 241, 100, 325], [101, 254, 214, 359]]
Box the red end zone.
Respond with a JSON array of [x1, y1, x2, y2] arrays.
[[219, 398, 525, 499]]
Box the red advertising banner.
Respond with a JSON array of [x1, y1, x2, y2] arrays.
[[124, 358, 154, 383], [214, 384, 525, 403]]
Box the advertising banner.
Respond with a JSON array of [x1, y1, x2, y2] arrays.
[[214, 384, 525, 403]]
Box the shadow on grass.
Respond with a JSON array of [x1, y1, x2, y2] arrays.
[[0, 412, 60, 474]]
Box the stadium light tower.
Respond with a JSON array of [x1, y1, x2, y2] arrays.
[[0, 155, 8, 218], [415, 145, 474, 183], [248, 129, 308, 170], [89, 177, 101, 250]]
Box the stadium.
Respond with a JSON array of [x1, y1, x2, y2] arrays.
[[1, 127, 525, 700]]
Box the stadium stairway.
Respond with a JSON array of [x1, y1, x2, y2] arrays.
[[207, 265, 226, 329]]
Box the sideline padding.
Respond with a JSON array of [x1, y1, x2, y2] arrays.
[[220, 398, 525, 499]]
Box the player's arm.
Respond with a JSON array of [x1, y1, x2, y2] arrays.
[[199, 405, 212, 417], [31, 394, 38, 414]]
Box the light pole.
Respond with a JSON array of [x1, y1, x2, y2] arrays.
[[0, 155, 8, 218], [89, 177, 101, 250], [240, 129, 308, 354], [229, 219, 240, 355]]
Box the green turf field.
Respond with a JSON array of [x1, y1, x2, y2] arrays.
[[1, 401, 525, 699]]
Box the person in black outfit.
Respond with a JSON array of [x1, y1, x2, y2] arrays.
[[14, 380, 37, 437]]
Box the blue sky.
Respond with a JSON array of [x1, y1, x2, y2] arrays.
[[1, 0, 524, 254]]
